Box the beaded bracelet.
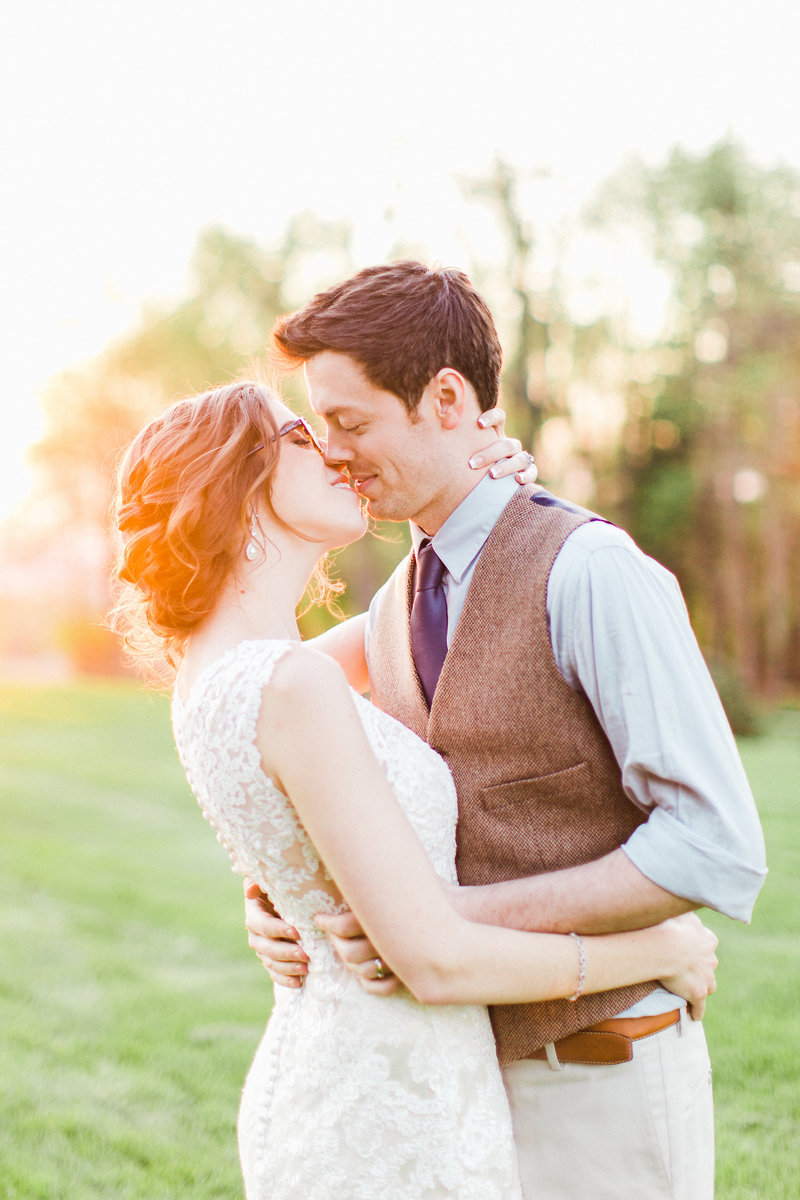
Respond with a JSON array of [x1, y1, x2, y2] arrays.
[[567, 931, 586, 1002]]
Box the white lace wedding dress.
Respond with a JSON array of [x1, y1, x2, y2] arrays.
[[172, 639, 522, 1200]]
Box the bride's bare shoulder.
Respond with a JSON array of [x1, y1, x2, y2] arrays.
[[263, 643, 351, 712], [257, 644, 358, 780]]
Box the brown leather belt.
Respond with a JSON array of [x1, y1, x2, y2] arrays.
[[531, 1008, 682, 1067]]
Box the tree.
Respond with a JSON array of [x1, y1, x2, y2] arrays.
[[592, 140, 800, 694], [24, 218, 372, 665]]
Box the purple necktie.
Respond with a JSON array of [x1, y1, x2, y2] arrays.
[[410, 540, 448, 706]]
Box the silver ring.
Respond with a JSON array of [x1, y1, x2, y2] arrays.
[[521, 451, 535, 469], [373, 958, 388, 979]]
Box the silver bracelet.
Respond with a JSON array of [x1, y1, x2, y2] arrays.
[[567, 931, 586, 1002]]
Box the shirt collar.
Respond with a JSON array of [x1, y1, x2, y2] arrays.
[[410, 473, 519, 583]]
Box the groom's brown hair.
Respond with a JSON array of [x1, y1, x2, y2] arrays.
[[272, 261, 502, 415]]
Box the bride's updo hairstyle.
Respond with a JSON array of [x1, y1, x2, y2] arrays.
[[111, 380, 336, 680]]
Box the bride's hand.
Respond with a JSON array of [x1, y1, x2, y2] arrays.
[[469, 407, 538, 484], [657, 912, 719, 1020]]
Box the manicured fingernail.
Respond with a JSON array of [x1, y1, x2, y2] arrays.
[[489, 466, 499, 478], [478, 414, 489, 427], [469, 456, 482, 469]]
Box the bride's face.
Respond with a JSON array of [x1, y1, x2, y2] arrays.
[[267, 403, 368, 550]]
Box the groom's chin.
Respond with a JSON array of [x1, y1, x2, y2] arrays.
[[364, 497, 405, 524]]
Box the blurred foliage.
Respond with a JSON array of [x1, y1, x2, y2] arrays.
[[463, 143, 800, 697], [588, 142, 800, 694], [13, 140, 800, 694], [25, 215, 408, 668], [32, 217, 354, 531], [708, 659, 763, 738]]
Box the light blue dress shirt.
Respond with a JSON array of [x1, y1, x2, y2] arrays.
[[367, 474, 767, 1015]]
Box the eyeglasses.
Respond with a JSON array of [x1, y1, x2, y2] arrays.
[[248, 417, 326, 460]]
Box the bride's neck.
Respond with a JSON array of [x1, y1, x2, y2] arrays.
[[183, 546, 317, 668]]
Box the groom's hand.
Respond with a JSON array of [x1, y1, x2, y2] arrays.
[[315, 911, 400, 996], [243, 879, 309, 989]]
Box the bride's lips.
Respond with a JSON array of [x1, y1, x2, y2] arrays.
[[331, 472, 356, 491], [330, 472, 364, 503]]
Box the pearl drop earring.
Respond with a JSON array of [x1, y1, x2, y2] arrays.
[[246, 516, 259, 562]]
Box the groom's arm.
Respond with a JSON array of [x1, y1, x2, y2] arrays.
[[307, 613, 370, 693], [452, 849, 696, 935], [514, 522, 766, 933]]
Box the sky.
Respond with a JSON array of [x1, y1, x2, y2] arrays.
[[2, 0, 799, 522]]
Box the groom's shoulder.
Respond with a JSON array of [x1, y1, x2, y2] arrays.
[[495, 487, 612, 547], [526, 485, 608, 524]]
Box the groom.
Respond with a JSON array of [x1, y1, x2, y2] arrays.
[[246, 261, 766, 1198]]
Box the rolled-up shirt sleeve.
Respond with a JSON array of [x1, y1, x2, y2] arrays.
[[547, 522, 767, 922]]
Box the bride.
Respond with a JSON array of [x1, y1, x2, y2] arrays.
[[113, 380, 718, 1200]]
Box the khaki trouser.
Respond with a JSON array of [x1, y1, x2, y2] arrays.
[[501, 1013, 714, 1199]]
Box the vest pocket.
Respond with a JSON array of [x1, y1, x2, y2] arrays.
[[479, 762, 590, 812], [474, 761, 621, 874]]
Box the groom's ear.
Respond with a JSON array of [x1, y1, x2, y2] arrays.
[[429, 368, 474, 430]]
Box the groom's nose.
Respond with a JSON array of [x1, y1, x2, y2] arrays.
[[323, 434, 350, 469]]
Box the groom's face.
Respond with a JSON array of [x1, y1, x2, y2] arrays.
[[304, 352, 453, 525]]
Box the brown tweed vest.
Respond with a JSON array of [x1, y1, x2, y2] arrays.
[[368, 485, 656, 1064]]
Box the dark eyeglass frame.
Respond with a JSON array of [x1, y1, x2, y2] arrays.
[[247, 417, 326, 460]]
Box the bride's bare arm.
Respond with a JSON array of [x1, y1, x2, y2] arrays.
[[257, 646, 717, 1009]]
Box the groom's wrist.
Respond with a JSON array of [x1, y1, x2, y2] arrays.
[[448, 883, 485, 923]]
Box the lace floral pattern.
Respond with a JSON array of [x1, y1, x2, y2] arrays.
[[172, 639, 521, 1200]]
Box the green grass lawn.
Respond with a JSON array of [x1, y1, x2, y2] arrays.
[[0, 681, 271, 1199], [704, 724, 800, 1200], [0, 680, 797, 1199]]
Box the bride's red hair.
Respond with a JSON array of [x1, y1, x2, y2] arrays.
[[110, 381, 338, 681]]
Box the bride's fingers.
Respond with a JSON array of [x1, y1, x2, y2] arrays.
[[470, 439, 538, 484], [477, 406, 507, 435], [512, 451, 538, 485], [485, 447, 538, 484], [470, 436, 522, 472], [469, 405, 538, 484], [688, 966, 718, 1019]]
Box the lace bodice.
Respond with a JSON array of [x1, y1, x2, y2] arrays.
[[172, 639, 521, 1200]]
